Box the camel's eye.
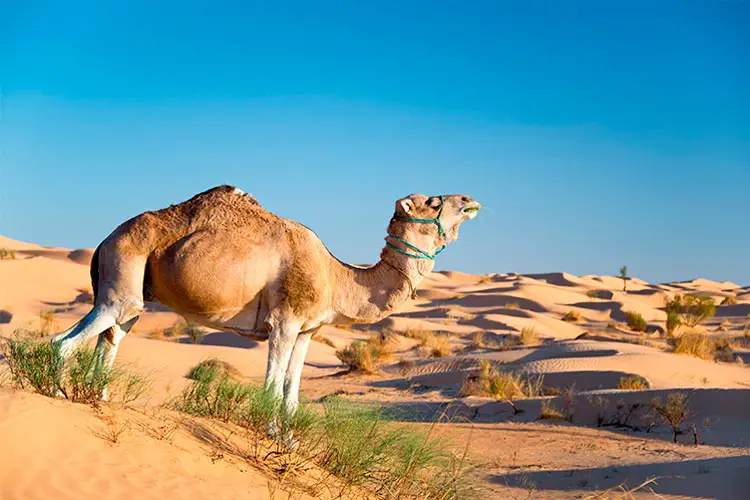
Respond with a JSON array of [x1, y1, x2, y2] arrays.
[[426, 197, 442, 209]]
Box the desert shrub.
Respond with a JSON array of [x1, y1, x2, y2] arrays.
[[460, 360, 545, 413], [651, 392, 691, 443], [336, 341, 378, 374], [624, 311, 647, 332], [336, 333, 399, 373], [665, 294, 716, 328], [519, 326, 540, 346], [539, 401, 567, 421], [2, 337, 65, 397], [671, 332, 736, 362], [1, 337, 150, 405], [469, 331, 486, 349], [504, 302, 521, 310], [187, 358, 242, 381], [562, 310, 581, 322], [39, 310, 57, 336], [666, 310, 682, 337], [720, 295, 738, 306], [172, 365, 474, 499], [421, 333, 452, 358], [0, 248, 16, 260], [618, 375, 649, 390]]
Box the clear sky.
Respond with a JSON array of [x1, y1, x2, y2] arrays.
[[1, 1, 748, 284]]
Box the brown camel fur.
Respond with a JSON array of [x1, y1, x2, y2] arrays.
[[52, 185, 480, 444]]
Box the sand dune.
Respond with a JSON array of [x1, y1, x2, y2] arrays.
[[1, 234, 749, 498]]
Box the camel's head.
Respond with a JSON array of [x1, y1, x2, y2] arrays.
[[389, 193, 481, 249]]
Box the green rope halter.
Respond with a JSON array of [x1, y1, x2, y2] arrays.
[[386, 195, 446, 260]]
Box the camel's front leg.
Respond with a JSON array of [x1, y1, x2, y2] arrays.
[[264, 321, 300, 440], [93, 317, 136, 401], [280, 329, 314, 448]]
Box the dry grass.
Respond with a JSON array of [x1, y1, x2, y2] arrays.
[[39, 310, 57, 336], [335, 341, 378, 374], [312, 334, 336, 348], [624, 311, 647, 332], [617, 375, 649, 390], [504, 302, 521, 310], [335, 332, 398, 373], [519, 326, 540, 346], [460, 360, 546, 413], [561, 310, 581, 322], [421, 333, 452, 358], [0, 248, 17, 260], [92, 412, 131, 444], [672, 332, 737, 362], [539, 401, 567, 421], [469, 331, 487, 349], [720, 295, 738, 306]]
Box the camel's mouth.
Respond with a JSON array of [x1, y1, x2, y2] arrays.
[[462, 203, 481, 219]]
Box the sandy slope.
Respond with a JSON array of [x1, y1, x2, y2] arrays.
[[2, 235, 750, 498]]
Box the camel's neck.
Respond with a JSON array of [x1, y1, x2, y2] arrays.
[[328, 247, 436, 324]]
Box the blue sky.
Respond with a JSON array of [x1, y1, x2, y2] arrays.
[[1, 1, 748, 284]]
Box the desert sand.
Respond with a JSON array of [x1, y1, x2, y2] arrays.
[[1, 235, 749, 499]]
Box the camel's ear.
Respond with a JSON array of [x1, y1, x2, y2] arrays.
[[396, 197, 416, 215]]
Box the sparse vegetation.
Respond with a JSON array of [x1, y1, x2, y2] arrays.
[[720, 295, 738, 306], [618, 375, 648, 390], [539, 400, 567, 421], [470, 331, 487, 349], [666, 310, 681, 337], [651, 392, 691, 444], [312, 334, 336, 348], [173, 361, 473, 498], [562, 310, 581, 322], [1, 336, 150, 405], [187, 358, 242, 381], [336, 341, 379, 374], [519, 326, 540, 346], [672, 332, 737, 362], [624, 311, 647, 332], [504, 302, 521, 310], [39, 310, 57, 335], [0, 248, 17, 260], [665, 294, 716, 328], [460, 359, 545, 414], [420, 333, 452, 358], [619, 265, 628, 292]]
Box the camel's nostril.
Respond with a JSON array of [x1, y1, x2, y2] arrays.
[[461, 196, 471, 203]]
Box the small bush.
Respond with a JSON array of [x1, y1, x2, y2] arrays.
[[460, 360, 545, 413], [666, 294, 716, 328], [652, 392, 691, 443], [720, 295, 738, 306], [469, 331, 487, 349], [187, 358, 242, 381], [562, 310, 581, 322], [519, 326, 540, 346], [1, 337, 150, 405], [666, 310, 682, 337], [624, 311, 647, 332], [336, 341, 378, 374], [0, 248, 16, 260], [671, 332, 736, 362], [504, 302, 521, 310], [618, 375, 648, 390], [421, 334, 452, 358], [539, 401, 567, 421]]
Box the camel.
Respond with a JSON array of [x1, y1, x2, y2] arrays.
[[51, 185, 480, 443]]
